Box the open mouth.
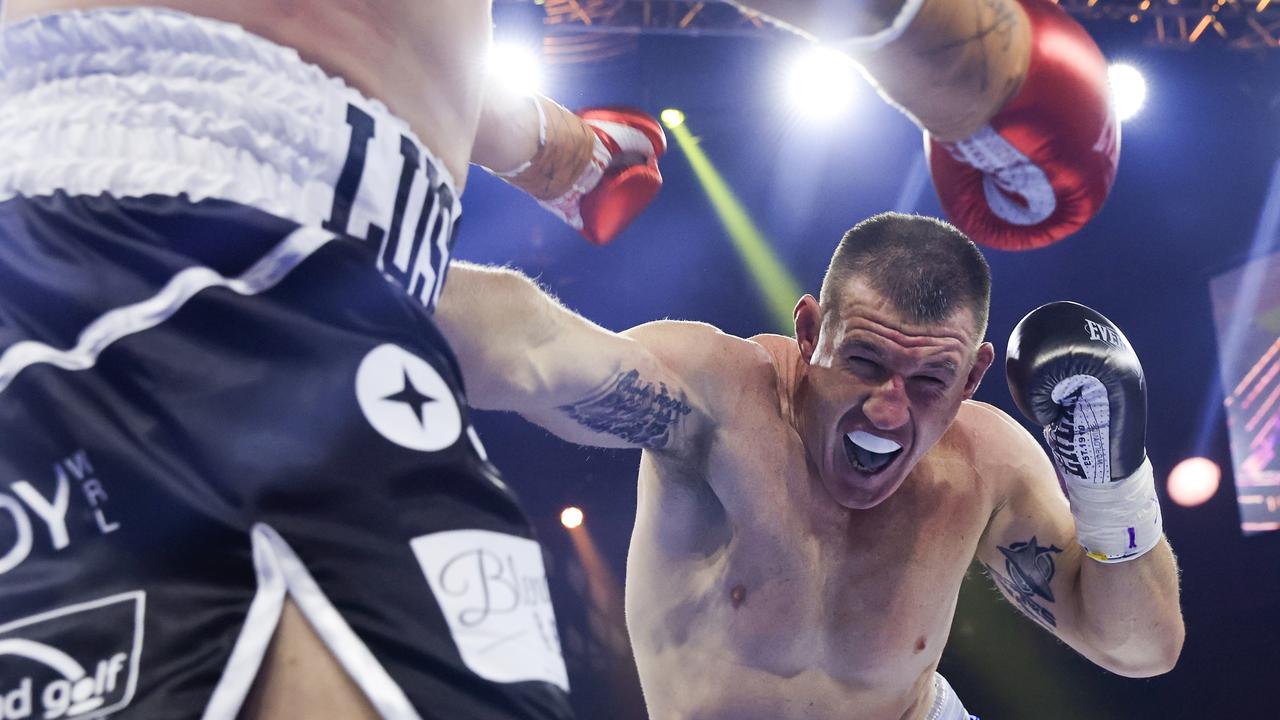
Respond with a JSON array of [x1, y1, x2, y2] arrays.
[[843, 431, 903, 475]]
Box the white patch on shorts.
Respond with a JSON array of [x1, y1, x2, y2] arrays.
[[0, 591, 145, 719], [355, 344, 462, 453], [410, 530, 569, 691]]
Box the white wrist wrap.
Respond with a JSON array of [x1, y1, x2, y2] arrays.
[[491, 95, 547, 180], [838, 0, 928, 51], [491, 96, 611, 229], [536, 132, 608, 230], [1044, 375, 1162, 563], [1064, 458, 1162, 563]]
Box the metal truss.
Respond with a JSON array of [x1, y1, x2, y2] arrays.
[[527, 0, 1280, 50]]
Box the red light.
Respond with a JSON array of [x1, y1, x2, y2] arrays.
[[1167, 457, 1220, 507]]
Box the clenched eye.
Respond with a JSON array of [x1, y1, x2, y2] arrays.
[[849, 357, 880, 374]]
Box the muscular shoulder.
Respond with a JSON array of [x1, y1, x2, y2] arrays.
[[623, 322, 783, 422], [948, 401, 1053, 498]]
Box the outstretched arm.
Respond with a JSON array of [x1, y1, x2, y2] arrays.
[[731, 0, 1031, 140], [974, 404, 1183, 676], [736, 0, 1115, 250], [436, 262, 726, 455]]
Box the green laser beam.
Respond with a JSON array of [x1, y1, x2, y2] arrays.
[[668, 122, 802, 334]]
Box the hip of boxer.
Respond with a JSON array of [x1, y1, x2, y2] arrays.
[[1, 6, 462, 311], [927, 674, 976, 720], [0, 9, 574, 719]]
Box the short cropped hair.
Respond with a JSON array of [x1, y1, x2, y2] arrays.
[[818, 213, 992, 340]]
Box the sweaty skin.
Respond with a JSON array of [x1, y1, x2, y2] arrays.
[[436, 263, 1185, 719]]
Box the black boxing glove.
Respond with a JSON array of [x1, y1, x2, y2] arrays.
[[1007, 301, 1162, 562]]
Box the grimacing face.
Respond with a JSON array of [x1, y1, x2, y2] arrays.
[[793, 278, 995, 509]]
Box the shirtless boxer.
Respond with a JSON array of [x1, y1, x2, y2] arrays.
[[0, 1, 662, 718], [436, 212, 1184, 719], [0, 0, 1115, 716]]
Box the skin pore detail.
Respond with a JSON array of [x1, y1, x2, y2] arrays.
[[557, 369, 694, 450]]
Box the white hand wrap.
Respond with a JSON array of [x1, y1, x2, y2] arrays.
[[490, 95, 606, 221], [1063, 458, 1163, 563], [1044, 375, 1163, 563]]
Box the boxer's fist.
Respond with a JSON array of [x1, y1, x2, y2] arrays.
[[1006, 301, 1145, 481], [1007, 301, 1160, 562], [927, 0, 1118, 251], [550, 108, 667, 246]]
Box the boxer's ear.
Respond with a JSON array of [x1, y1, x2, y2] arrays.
[[963, 341, 996, 398], [794, 295, 821, 362]]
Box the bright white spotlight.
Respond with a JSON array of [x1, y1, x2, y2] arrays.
[[788, 46, 860, 120], [1108, 63, 1147, 122], [560, 506, 584, 529], [487, 42, 544, 96], [1167, 457, 1220, 507]]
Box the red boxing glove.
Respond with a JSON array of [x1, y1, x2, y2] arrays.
[[926, 0, 1119, 251], [550, 108, 667, 246]]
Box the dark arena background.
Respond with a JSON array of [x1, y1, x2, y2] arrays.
[[457, 2, 1280, 718]]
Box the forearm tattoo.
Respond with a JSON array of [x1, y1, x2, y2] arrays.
[[982, 536, 1063, 630], [558, 369, 692, 449]]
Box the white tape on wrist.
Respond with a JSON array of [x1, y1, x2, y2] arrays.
[[838, 0, 928, 51], [491, 94, 547, 179], [536, 131, 608, 229], [1066, 458, 1163, 563]]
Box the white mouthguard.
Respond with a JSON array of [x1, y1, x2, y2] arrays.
[[846, 431, 902, 454]]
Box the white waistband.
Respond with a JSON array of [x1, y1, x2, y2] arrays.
[[928, 673, 971, 720], [0, 7, 460, 234]]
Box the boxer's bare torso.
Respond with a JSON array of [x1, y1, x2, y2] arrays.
[[627, 335, 1000, 720], [7, 0, 493, 186]]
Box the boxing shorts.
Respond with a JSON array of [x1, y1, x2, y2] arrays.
[[0, 8, 573, 719], [929, 673, 978, 720]]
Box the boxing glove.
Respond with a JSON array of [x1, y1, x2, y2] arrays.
[[1007, 301, 1162, 562], [927, 0, 1119, 251], [497, 98, 666, 246]]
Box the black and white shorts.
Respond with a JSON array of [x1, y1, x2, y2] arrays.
[[0, 8, 573, 719]]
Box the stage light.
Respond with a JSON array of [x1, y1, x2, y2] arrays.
[[560, 506, 584, 529], [787, 46, 860, 120], [1108, 63, 1147, 121], [487, 42, 544, 96], [666, 118, 804, 333], [661, 108, 686, 129], [1167, 457, 1220, 507]]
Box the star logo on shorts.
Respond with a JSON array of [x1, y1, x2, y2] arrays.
[[383, 370, 437, 426], [355, 344, 462, 452]]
